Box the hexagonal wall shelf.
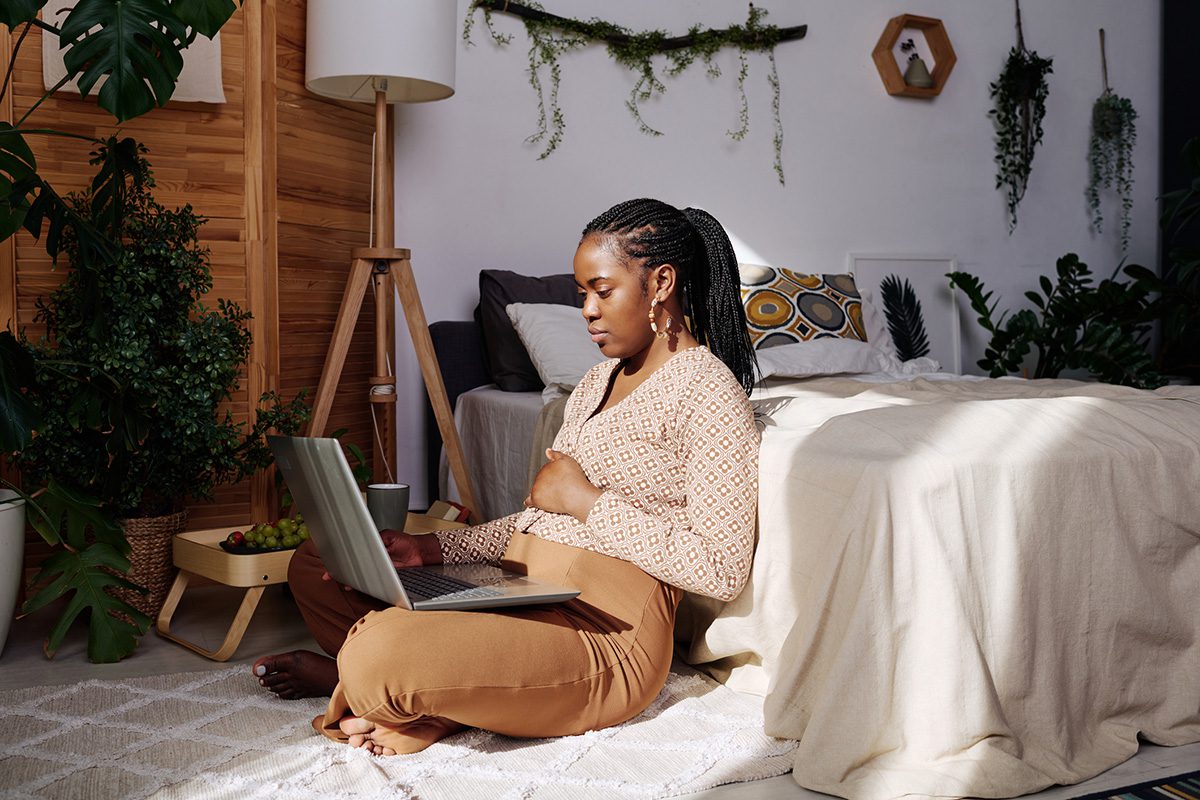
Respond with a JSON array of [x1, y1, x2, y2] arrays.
[[872, 14, 956, 98]]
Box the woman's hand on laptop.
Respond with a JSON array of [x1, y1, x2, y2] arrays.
[[381, 530, 444, 569], [320, 532, 446, 589]]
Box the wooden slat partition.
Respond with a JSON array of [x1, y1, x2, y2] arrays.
[[3, 0, 379, 574]]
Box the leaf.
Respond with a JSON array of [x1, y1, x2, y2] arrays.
[[879, 274, 930, 361], [0, 0, 48, 27], [22, 542, 149, 662], [0, 331, 39, 452], [23, 479, 125, 551], [58, 0, 192, 122], [171, 0, 240, 40], [0, 123, 37, 240]]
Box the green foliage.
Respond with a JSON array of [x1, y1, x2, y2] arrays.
[[1124, 136, 1200, 376], [22, 542, 150, 662], [0, 331, 39, 451], [463, 1, 794, 184], [878, 275, 930, 361], [0, 0, 47, 28], [947, 254, 1161, 389], [16, 139, 310, 517], [1087, 92, 1138, 253], [989, 46, 1053, 232], [0, 0, 241, 268]]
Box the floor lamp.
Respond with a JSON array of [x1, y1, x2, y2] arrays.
[[304, 0, 479, 521]]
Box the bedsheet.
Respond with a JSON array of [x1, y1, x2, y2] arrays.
[[677, 376, 1200, 800]]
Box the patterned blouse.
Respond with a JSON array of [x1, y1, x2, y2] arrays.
[[434, 347, 759, 601]]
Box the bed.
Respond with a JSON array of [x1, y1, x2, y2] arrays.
[[427, 268, 1200, 800]]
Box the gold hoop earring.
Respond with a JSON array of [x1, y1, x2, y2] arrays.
[[649, 297, 671, 339]]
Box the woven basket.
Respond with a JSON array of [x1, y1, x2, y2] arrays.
[[110, 510, 188, 618]]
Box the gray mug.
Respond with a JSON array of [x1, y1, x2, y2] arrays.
[[366, 483, 409, 532]]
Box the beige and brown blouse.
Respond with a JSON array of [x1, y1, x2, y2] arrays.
[[434, 346, 759, 601]]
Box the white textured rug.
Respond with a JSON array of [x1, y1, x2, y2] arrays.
[[0, 665, 797, 800]]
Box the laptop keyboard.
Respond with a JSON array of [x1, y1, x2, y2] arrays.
[[397, 567, 504, 601]]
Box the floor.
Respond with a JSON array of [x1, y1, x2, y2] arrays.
[[2, 584, 1197, 800]]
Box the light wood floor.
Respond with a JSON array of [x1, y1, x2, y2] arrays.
[[2, 584, 1196, 800]]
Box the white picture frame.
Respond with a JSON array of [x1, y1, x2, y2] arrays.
[[848, 253, 962, 374]]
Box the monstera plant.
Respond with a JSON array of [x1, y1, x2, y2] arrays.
[[0, 0, 244, 662]]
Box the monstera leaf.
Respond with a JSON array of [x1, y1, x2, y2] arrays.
[[0, 0, 48, 27], [58, 0, 192, 121], [0, 123, 37, 241], [22, 542, 150, 662]]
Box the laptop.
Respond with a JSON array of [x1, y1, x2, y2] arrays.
[[268, 436, 580, 611]]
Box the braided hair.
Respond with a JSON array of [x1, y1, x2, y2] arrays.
[[581, 198, 758, 395]]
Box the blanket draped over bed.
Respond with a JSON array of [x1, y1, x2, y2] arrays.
[[676, 377, 1200, 800]]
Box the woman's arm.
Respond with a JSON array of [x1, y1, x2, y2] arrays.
[[431, 513, 519, 565]]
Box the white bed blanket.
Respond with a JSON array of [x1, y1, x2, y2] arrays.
[[678, 376, 1200, 800]]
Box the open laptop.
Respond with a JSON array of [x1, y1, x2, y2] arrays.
[[268, 436, 579, 611]]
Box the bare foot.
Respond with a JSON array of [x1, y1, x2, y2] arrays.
[[253, 650, 338, 699], [336, 715, 465, 756]]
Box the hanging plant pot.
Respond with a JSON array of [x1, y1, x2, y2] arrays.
[[1086, 29, 1138, 253], [989, 0, 1053, 233]]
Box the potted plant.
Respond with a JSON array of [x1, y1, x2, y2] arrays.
[[899, 38, 933, 88], [1, 328, 144, 662], [989, 1, 1053, 232], [948, 253, 1162, 389], [8, 140, 309, 661], [18, 138, 311, 603], [1087, 30, 1138, 254]]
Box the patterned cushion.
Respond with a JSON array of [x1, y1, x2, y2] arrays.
[[739, 265, 867, 349]]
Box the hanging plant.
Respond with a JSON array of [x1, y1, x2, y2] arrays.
[[989, 0, 1053, 233], [1086, 29, 1138, 254], [462, 1, 807, 185]]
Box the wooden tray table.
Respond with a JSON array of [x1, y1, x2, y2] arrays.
[[155, 513, 467, 661]]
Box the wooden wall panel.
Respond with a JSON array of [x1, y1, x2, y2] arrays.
[[275, 0, 379, 479], [6, 0, 380, 576]]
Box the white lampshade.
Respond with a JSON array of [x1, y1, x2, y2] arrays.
[[306, 0, 456, 104]]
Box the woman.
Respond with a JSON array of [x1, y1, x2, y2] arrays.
[[254, 198, 760, 756]]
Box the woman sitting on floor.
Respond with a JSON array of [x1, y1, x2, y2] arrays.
[[254, 197, 761, 756]]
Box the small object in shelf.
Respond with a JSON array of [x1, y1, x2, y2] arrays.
[[872, 15, 956, 98]]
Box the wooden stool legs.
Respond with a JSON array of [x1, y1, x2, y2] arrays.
[[155, 570, 268, 662]]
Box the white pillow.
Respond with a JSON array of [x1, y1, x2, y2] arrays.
[[505, 302, 605, 392], [755, 338, 895, 379], [858, 286, 899, 360]]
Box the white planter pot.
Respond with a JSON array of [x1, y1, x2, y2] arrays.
[[0, 489, 26, 657]]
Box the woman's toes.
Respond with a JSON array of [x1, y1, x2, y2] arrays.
[[338, 716, 375, 736]]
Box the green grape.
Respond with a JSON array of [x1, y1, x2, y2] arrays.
[[297, 524, 310, 540], [282, 535, 299, 548], [265, 536, 279, 548]]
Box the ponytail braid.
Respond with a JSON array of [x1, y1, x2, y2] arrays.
[[581, 198, 758, 394]]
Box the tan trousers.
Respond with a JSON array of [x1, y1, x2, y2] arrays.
[[287, 532, 681, 743]]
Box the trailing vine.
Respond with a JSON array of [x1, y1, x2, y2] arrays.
[[462, 1, 806, 185], [988, 0, 1053, 232], [1087, 29, 1137, 254]]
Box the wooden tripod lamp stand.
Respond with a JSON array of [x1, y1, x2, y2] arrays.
[[304, 0, 479, 520]]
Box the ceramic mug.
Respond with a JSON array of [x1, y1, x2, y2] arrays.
[[366, 483, 409, 532]]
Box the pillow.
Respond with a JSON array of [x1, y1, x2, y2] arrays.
[[478, 270, 584, 392], [755, 338, 895, 379], [506, 303, 605, 392], [738, 264, 868, 349], [858, 286, 899, 360]]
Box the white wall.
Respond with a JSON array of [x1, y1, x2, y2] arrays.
[[391, 0, 1162, 506]]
